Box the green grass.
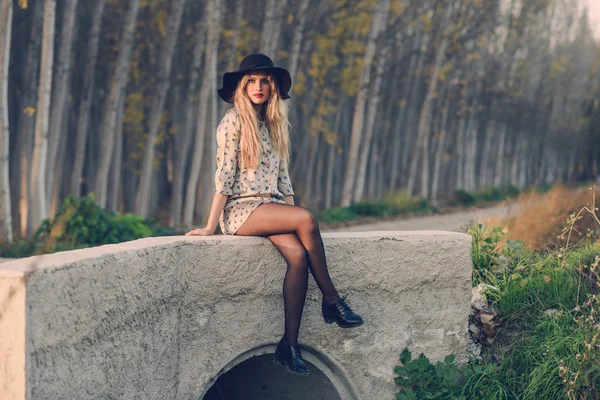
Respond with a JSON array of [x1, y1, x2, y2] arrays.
[[396, 226, 600, 399]]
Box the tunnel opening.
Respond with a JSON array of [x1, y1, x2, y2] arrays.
[[203, 353, 342, 400]]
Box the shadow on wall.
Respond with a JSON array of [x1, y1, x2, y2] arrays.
[[200, 343, 358, 400]]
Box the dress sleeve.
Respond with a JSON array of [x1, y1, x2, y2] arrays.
[[277, 158, 295, 196], [214, 109, 240, 195]]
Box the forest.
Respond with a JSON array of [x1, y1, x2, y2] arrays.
[[0, 0, 599, 243]]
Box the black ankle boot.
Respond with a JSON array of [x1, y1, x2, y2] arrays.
[[273, 339, 310, 376], [322, 296, 364, 328]]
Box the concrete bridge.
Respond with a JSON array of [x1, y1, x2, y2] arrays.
[[1, 231, 472, 399]]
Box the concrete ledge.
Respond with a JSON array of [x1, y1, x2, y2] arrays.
[[0, 231, 472, 399]]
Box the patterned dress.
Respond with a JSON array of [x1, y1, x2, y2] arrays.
[[215, 108, 295, 235]]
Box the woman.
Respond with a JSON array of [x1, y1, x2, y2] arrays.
[[185, 54, 364, 376]]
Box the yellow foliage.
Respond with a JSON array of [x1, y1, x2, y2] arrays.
[[123, 92, 146, 130], [293, 70, 307, 96], [222, 29, 233, 40], [155, 9, 168, 38], [439, 61, 454, 81], [22, 107, 35, 116], [391, 0, 407, 17], [324, 130, 339, 146], [421, 14, 433, 32], [341, 57, 363, 97], [551, 57, 567, 77]]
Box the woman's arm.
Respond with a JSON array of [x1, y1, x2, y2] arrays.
[[284, 195, 295, 205], [185, 193, 228, 236], [186, 109, 240, 236]]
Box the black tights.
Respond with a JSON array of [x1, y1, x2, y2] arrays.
[[235, 202, 341, 345]]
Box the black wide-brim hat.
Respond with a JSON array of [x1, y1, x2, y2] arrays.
[[218, 54, 292, 103]]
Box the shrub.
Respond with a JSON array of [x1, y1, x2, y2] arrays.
[[348, 201, 396, 217], [382, 190, 429, 213], [316, 207, 357, 223], [394, 348, 465, 400], [1, 194, 176, 258], [450, 190, 476, 207]]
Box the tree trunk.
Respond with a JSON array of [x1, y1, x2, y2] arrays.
[[183, 0, 222, 227], [400, 30, 430, 188], [325, 95, 344, 210], [288, 0, 310, 79], [11, 0, 43, 237], [95, 0, 141, 208], [408, 4, 451, 199], [494, 124, 506, 188], [108, 96, 125, 212], [45, 0, 79, 210], [171, 23, 206, 227], [0, 0, 13, 242], [340, 0, 390, 207], [431, 90, 451, 203], [135, 0, 186, 217], [354, 22, 390, 203], [49, 101, 70, 217], [226, 0, 243, 71], [30, 0, 56, 231], [259, 0, 285, 56], [71, 0, 106, 197]]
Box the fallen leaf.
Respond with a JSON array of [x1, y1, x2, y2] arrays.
[[479, 311, 496, 325]]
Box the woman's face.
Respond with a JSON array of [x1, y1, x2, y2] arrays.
[[245, 72, 271, 107]]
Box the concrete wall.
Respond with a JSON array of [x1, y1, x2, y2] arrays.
[[0, 231, 472, 399]]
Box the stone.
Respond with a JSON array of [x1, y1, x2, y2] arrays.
[[0, 231, 472, 400]]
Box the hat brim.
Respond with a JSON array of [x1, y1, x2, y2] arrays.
[[218, 67, 292, 103]]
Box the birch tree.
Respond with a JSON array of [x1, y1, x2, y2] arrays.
[[0, 0, 13, 242], [71, 0, 106, 197], [341, 0, 390, 207], [135, 0, 186, 217], [407, 1, 452, 199], [171, 23, 207, 226], [11, 0, 43, 236], [45, 0, 79, 210], [183, 0, 222, 227], [95, 0, 141, 208], [354, 12, 392, 202], [288, 0, 311, 79], [30, 0, 56, 231]]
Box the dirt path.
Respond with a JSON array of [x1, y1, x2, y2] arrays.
[[324, 203, 520, 233]]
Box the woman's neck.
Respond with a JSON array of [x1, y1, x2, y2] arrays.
[[254, 104, 265, 121]]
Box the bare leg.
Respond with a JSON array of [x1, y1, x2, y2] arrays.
[[235, 203, 341, 305], [266, 233, 308, 345]]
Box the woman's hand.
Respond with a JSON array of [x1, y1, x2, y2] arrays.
[[185, 226, 215, 236]]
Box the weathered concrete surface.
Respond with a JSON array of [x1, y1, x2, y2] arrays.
[[0, 231, 472, 399]]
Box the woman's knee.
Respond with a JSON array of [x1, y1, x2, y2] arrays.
[[286, 246, 309, 271], [297, 208, 319, 233]]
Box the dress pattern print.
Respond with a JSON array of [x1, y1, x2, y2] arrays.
[[215, 108, 295, 235]]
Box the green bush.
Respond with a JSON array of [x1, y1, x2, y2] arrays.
[[449, 190, 476, 207], [316, 207, 358, 223], [1, 194, 176, 258], [348, 201, 397, 217], [382, 190, 429, 213], [395, 348, 466, 400], [394, 348, 513, 400]]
